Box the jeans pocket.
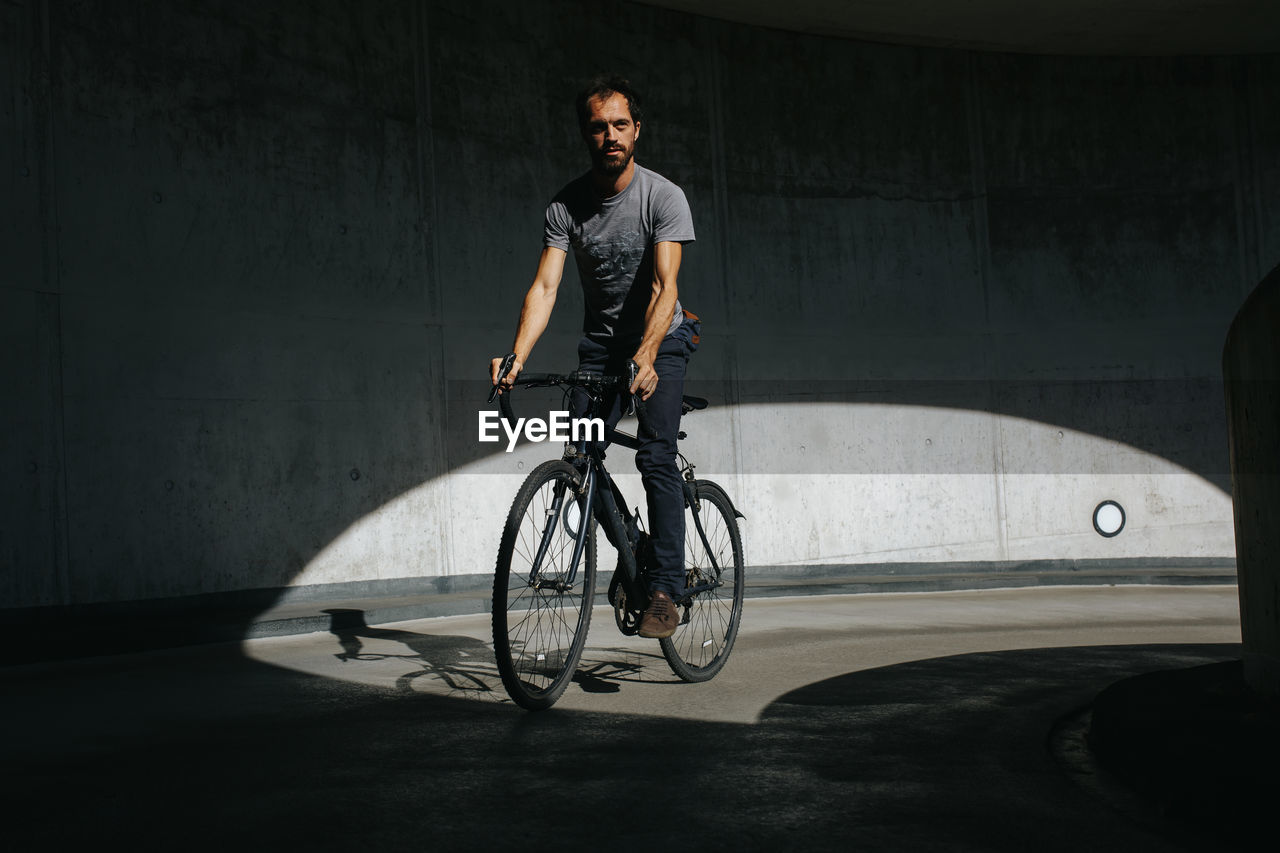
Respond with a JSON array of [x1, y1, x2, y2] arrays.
[[680, 310, 701, 354]]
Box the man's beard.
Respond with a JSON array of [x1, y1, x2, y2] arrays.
[[595, 146, 632, 176]]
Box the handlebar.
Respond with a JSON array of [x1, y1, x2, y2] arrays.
[[488, 361, 658, 442]]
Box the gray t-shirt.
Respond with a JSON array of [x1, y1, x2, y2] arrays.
[[544, 164, 695, 346]]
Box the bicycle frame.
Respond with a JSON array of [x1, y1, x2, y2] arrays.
[[529, 424, 724, 610], [498, 367, 727, 613]]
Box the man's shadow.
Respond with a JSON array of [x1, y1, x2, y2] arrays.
[[323, 608, 499, 695]]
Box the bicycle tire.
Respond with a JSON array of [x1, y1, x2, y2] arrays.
[[660, 480, 744, 682], [492, 459, 596, 710]]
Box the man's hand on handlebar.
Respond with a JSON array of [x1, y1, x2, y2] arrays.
[[489, 353, 524, 401], [629, 352, 658, 401]]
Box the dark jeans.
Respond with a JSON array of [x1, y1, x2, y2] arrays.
[[572, 318, 697, 598]]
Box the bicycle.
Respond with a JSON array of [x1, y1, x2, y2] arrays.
[[488, 358, 745, 710]]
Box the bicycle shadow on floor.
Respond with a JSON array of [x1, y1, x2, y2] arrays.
[[573, 645, 681, 692], [323, 608, 502, 699], [319, 610, 680, 700], [318, 608, 688, 700]]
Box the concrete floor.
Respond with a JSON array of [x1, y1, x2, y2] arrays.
[[4, 586, 1244, 850]]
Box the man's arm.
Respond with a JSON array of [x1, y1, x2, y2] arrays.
[[630, 240, 682, 400], [490, 247, 567, 391]]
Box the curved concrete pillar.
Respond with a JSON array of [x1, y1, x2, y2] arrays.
[[1224, 263, 1280, 697]]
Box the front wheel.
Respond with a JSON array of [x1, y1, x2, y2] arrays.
[[492, 460, 596, 710], [660, 480, 744, 682]]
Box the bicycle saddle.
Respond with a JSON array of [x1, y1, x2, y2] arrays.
[[681, 395, 708, 412]]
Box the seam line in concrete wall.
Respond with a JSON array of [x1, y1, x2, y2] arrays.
[[700, 19, 747, 505], [1248, 59, 1268, 276], [701, 17, 731, 329], [35, 0, 69, 605], [1230, 57, 1260, 296], [414, 0, 454, 578], [965, 53, 992, 331], [965, 52, 1008, 561], [414, 0, 441, 323], [1243, 57, 1265, 283], [39, 293, 69, 604]]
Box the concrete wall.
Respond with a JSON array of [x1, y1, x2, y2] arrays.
[[3, 0, 1275, 611]]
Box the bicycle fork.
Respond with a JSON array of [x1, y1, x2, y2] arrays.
[[676, 478, 723, 605], [528, 468, 595, 593]]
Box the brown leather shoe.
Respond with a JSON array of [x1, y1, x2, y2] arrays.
[[637, 590, 679, 639]]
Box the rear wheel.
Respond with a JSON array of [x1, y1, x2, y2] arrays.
[[492, 460, 596, 710], [660, 480, 744, 682]]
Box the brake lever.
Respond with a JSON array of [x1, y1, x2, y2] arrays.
[[487, 353, 517, 404], [622, 360, 638, 418]]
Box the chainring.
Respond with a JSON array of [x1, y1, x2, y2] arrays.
[[613, 586, 642, 636]]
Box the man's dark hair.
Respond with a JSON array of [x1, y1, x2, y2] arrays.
[[575, 75, 643, 132]]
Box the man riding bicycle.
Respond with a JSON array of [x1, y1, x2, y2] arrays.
[[490, 75, 699, 640]]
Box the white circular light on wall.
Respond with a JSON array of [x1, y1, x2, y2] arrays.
[[1093, 500, 1126, 538]]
